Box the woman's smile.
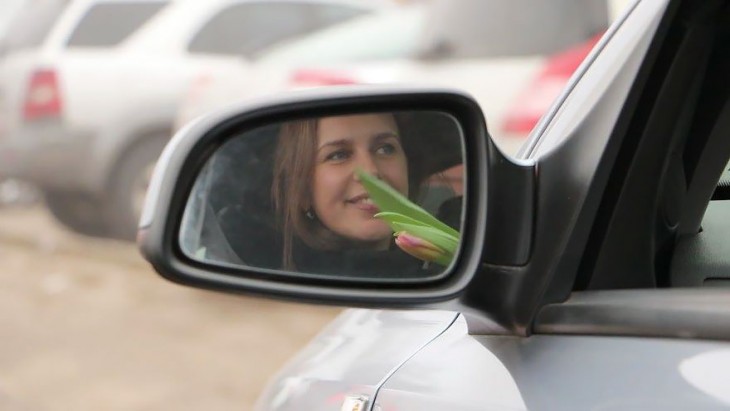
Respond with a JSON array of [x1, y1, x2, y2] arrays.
[[346, 194, 379, 213]]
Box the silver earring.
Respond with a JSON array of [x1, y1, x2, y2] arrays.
[[305, 209, 315, 220]]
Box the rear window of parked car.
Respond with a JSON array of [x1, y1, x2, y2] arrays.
[[66, 1, 168, 47], [187, 2, 369, 58]]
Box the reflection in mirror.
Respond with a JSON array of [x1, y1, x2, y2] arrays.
[[179, 111, 465, 281]]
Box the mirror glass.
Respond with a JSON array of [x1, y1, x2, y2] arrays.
[[179, 110, 465, 281]]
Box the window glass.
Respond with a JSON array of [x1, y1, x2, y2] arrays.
[[66, 2, 168, 47], [187, 2, 370, 57]]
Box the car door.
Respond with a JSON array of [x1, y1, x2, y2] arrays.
[[253, 310, 459, 411], [375, 314, 730, 410], [373, 0, 730, 409]]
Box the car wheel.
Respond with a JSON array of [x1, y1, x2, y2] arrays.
[[44, 190, 110, 237], [106, 136, 168, 241]]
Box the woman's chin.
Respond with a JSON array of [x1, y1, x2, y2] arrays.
[[361, 222, 393, 238], [329, 218, 393, 247], [352, 230, 394, 249]]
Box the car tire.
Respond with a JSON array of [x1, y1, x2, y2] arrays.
[[44, 190, 110, 237], [105, 135, 168, 241]]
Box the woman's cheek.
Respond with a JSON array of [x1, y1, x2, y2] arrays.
[[314, 164, 347, 204], [382, 157, 409, 195]]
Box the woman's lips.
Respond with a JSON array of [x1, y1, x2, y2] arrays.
[[347, 195, 380, 213]]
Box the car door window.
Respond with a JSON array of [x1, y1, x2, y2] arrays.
[[187, 2, 370, 58], [673, 160, 730, 287]]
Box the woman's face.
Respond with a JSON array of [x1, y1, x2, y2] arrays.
[[311, 113, 408, 247]]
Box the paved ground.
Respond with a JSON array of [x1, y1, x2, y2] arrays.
[[0, 206, 340, 410]]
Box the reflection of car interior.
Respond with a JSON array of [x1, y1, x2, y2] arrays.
[[191, 113, 464, 268], [198, 125, 282, 267]]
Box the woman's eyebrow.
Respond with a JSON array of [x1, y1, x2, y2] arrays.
[[317, 138, 350, 152], [318, 131, 398, 151], [372, 131, 399, 141]]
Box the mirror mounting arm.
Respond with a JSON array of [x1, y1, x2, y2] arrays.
[[484, 141, 535, 266]]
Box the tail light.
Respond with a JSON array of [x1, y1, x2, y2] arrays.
[[23, 68, 63, 121], [289, 69, 358, 88], [501, 34, 602, 136]]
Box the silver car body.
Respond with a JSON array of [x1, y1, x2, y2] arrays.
[[254, 1, 730, 410], [257, 309, 730, 410]]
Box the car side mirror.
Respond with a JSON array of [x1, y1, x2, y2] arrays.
[[138, 86, 533, 307]]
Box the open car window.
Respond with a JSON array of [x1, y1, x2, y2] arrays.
[[673, 160, 730, 287]]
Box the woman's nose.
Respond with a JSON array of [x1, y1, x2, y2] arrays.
[[353, 153, 380, 179]]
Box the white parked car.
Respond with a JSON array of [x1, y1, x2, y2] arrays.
[[0, 0, 27, 40], [0, 0, 381, 239], [175, 0, 612, 156]]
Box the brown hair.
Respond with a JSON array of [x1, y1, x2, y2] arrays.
[[272, 120, 336, 269]]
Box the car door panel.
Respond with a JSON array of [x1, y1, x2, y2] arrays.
[[254, 309, 459, 411], [375, 315, 730, 410]]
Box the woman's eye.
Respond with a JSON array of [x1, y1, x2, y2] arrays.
[[324, 150, 350, 162], [375, 143, 397, 156]]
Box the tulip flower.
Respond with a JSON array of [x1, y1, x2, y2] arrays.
[[395, 231, 453, 266], [356, 169, 460, 266]]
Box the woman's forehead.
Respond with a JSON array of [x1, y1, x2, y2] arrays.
[[317, 113, 397, 144]]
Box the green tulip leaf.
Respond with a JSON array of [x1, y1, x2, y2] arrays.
[[357, 169, 460, 238], [374, 211, 432, 229]]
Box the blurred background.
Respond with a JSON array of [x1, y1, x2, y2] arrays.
[[0, 0, 627, 409]]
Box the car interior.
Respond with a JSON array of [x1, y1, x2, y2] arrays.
[[531, 1, 730, 345], [570, 1, 730, 292]]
